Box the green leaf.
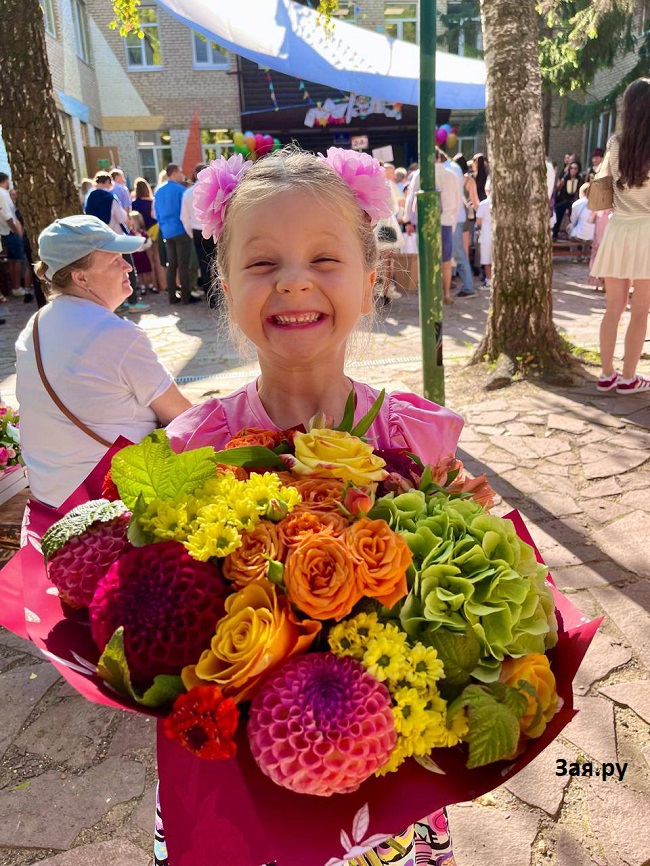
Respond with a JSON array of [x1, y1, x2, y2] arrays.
[[418, 464, 433, 491], [334, 389, 356, 433], [42, 499, 128, 561], [97, 627, 185, 709], [211, 445, 287, 469], [447, 683, 526, 768], [111, 430, 218, 509], [126, 493, 156, 547], [350, 389, 386, 438], [420, 624, 482, 688]]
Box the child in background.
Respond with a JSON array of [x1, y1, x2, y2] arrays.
[[129, 211, 157, 294], [476, 192, 492, 288], [156, 146, 464, 865], [588, 207, 614, 290]]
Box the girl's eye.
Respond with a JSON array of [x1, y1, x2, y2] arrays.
[[248, 260, 274, 268], [314, 257, 338, 263]]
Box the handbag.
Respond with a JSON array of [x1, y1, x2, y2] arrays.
[[32, 310, 112, 448], [587, 174, 614, 212], [146, 222, 160, 242]]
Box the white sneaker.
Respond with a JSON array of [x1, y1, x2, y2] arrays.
[[484, 278, 492, 288], [191, 289, 204, 299], [11, 288, 26, 298], [386, 285, 402, 300]]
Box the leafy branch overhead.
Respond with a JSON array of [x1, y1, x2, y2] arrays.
[[109, 0, 342, 36]]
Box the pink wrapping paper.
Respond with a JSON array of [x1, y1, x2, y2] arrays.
[[0, 492, 601, 866]]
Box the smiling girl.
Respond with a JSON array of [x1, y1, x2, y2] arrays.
[[158, 147, 464, 866]]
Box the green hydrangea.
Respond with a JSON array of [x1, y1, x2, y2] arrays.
[[371, 494, 558, 682]]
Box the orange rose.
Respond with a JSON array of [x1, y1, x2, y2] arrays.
[[500, 653, 559, 739], [277, 510, 348, 548], [226, 428, 284, 449], [291, 476, 346, 513], [222, 521, 285, 588], [345, 518, 412, 609], [284, 535, 361, 621], [182, 579, 320, 702]]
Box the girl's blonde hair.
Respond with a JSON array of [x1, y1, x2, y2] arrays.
[[216, 146, 379, 283], [130, 210, 145, 231]]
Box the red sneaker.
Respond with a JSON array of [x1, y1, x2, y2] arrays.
[[597, 372, 620, 392], [616, 375, 650, 394]]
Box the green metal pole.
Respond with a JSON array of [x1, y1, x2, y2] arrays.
[[418, 0, 445, 404]]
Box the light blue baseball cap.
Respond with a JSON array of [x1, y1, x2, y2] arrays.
[[38, 214, 144, 280]]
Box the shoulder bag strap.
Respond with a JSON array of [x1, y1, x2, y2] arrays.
[[32, 308, 113, 448]]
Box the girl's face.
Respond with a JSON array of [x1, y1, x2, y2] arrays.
[[223, 188, 376, 372]]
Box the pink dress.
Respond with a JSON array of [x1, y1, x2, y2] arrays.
[[159, 378, 464, 866]]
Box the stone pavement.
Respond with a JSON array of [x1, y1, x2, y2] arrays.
[[0, 262, 648, 866]]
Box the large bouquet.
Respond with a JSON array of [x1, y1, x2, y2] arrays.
[[0, 394, 599, 866], [0, 402, 27, 505]]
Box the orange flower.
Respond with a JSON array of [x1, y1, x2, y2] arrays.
[[277, 510, 348, 548], [222, 521, 285, 588], [182, 579, 320, 702], [284, 535, 361, 621], [500, 653, 559, 739], [290, 476, 346, 513], [345, 518, 412, 609], [216, 463, 249, 481], [225, 428, 284, 449]]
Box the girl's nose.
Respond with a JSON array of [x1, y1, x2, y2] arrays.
[[275, 266, 312, 293]]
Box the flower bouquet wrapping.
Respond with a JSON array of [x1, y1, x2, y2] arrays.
[[0, 394, 600, 866]]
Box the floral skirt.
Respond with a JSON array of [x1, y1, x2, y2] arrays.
[[154, 787, 455, 866]]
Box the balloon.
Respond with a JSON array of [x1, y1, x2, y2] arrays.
[[244, 132, 256, 151], [435, 128, 447, 146], [233, 131, 245, 148], [446, 133, 458, 151], [262, 134, 274, 155], [255, 133, 265, 153], [233, 143, 243, 154], [273, 137, 282, 151], [441, 123, 452, 133], [242, 145, 251, 158], [451, 127, 459, 135]]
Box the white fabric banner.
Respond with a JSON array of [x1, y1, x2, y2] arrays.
[[154, 0, 486, 109]]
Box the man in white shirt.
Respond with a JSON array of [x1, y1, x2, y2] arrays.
[[446, 155, 475, 298], [0, 172, 26, 297]]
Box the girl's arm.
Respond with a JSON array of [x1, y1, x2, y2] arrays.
[[465, 175, 480, 210]]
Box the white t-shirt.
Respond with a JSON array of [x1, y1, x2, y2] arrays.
[[403, 233, 418, 254], [15, 295, 174, 507], [569, 198, 595, 241], [0, 187, 16, 236], [446, 159, 467, 223], [476, 197, 492, 246]]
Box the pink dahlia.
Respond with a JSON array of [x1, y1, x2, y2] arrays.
[[193, 154, 253, 241], [248, 653, 396, 796], [320, 147, 394, 223], [89, 540, 229, 686]]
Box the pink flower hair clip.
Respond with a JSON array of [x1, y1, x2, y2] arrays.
[[193, 154, 254, 241], [319, 147, 394, 224]]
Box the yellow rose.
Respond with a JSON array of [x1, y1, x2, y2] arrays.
[[182, 579, 320, 702], [500, 653, 559, 740], [290, 428, 387, 485]]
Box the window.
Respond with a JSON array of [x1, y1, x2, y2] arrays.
[[94, 126, 103, 146], [584, 109, 615, 165], [201, 129, 233, 162], [126, 8, 162, 69], [71, 0, 91, 63], [192, 32, 229, 69], [59, 112, 81, 183], [40, 0, 56, 36], [383, 2, 418, 43], [445, 3, 483, 57], [137, 130, 172, 186], [458, 136, 478, 162], [332, 1, 359, 23]]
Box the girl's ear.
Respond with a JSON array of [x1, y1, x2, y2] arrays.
[[361, 268, 377, 315]]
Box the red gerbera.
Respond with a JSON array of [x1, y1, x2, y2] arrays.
[[101, 470, 121, 502], [164, 685, 239, 760]]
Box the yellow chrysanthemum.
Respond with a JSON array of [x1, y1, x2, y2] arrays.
[[184, 523, 242, 561], [392, 687, 429, 737], [375, 737, 411, 776], [363, 634, 409, 684], [328, 611, 385, 659], [404, 643, 445, 690]]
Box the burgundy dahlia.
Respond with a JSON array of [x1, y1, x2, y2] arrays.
[[248, 653, 396, 796], [89, 540, 229, 685]]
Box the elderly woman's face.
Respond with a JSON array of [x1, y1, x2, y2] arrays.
[[72, 251, 133, 311]]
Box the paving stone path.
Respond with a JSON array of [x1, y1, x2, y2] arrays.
[[0, 262, 648, 865]]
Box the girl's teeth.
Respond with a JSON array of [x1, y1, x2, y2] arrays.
[[275, 313, 321, 324]]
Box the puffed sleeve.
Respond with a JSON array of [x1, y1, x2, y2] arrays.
[[166, 399, 231, 453], [387, 392, 464, 465]]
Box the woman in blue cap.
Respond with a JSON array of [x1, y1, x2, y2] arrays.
[[15, 214, 191, 507]]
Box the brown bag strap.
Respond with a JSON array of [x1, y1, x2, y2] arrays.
[[32, 309, 113, 448]]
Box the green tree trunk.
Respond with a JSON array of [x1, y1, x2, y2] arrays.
[[0, 0, 80, 242], [473, 0, 576, 376]]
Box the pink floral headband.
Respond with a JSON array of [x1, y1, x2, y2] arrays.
[[192, 147, 394, 242]]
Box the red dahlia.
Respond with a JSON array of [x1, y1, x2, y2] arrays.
[[89, 540, 229, 685], [164, 685, 239, 759]]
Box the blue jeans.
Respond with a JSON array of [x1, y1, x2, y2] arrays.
[[453, 222, 474, 294]]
